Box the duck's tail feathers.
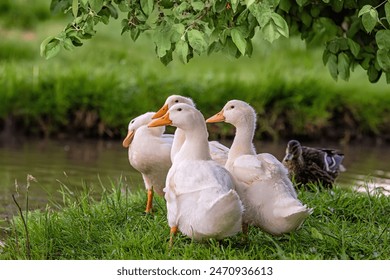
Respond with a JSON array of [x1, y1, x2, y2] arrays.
[[324, 153, 345, 173], [274, 202, 312, 227], [284, 204, 313, 227], [206, 190, 243, 237]]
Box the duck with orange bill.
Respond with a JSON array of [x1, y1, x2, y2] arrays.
[[207, 100, 312, 236], [153, 94, 229, 165], [148, 103, 243, 245], [122, 112, 173, 214]]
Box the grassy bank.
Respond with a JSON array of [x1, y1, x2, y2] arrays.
[[1, 2, 390, 142], [1, 181, 389, 260]]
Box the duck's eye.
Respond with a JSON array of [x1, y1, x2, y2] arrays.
[[230, 105, 235, 109], [175, 100, 179, 103], [130, 120, 135, 124], [177, 108, 182, 111]]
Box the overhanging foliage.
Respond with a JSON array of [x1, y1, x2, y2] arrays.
[[41, 0, 390, 83]]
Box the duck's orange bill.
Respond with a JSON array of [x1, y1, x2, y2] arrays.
[[122, 130, 135, 148], [148, 113, 172, 127], [152, 104, 168, 119], [206, 110, 225, 123]]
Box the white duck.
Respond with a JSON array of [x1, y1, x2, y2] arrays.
[[148, 104, 243, 243], [206, 100, 312, 236], [153, 95, 229, 165], [122, 112, 173, 213]]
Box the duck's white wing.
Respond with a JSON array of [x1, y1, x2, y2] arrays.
[[209, 141, 229, 166], [172, 160, 235, 195], [231, 154, 282, 183], [164, 168, 179, 228], [232, 153, 297, 198]]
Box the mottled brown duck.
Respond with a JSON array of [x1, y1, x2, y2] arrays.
[[282, 140, 345, 188]]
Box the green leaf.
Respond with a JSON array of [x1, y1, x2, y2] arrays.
[[231, 28, 247, 55], [362, 11, 378, 33], [118, 1, 130, 12], [262, 21, 280, 43], [191, 1, 204, 11], [160, 49, 173, 65], [271, 12, 289, 38], [327, 40, 340, 54], [249, 3, 272, 28], [106, 3, 118, 19], [171, 23, 185, 43], [368, 64, 381, 83], [176, 40, 189, 64], [237, 9, 250, 25], [338, 52, 350, 81], [385, 2, 390, 26], [322, 49, 331, 65], [40, 36, 54, 57], [140, 0, 154, 15], [245, 0, 256, 8], [358, 5, 373, 17], [63, 37, 74, 51], [301, 11, 312, 26], [187, 29, 208, 54], [153, 24, 172, 58], [331, 0, 343, 12], [40, 37, 61, 59], [89, 0, 103, 13], [130, 28, 141, 41], [246, 39, 253, 57], [310, 6, 320, 17], [279, 0, 291, 12], [327, 53, 338, 81], [264, 0, 280, 6], [72, 0, 79, 17], [347, 38, 360, 57], [375, 30, 390, 50], [146, 8, 159, 28], [70, 36, 83, 47], [377, 48, 390, 72], [223, 38, 238, 58], [296, 0, 308, 7], [231, 0, 239, 12], [386, 72, 390, 84]]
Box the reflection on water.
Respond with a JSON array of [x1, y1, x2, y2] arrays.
[[0, 140, 143, 220], [0, 139, 389, 220]]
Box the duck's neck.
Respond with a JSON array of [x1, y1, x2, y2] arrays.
[[226, 120, 256, 169], [174, 124, 211, 162], [171, 128, 185, 161]]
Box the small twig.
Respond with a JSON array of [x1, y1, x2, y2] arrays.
[[11, 194, 31, 260]]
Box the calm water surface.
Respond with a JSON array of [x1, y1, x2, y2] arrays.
[[1, 139, 390, 220]]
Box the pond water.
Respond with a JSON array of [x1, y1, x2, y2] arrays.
[[1, 139, 390, 222]]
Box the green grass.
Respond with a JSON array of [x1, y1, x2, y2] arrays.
[[1, 6, 390, 141], [1, 181, 389, 260]]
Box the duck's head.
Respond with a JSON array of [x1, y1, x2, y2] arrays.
[[122, 112, 158, 148], [283, 140, 302, 162], [148, 103, 203, 131], [152, 95, 195, 119], [206, 99, 256, 127]]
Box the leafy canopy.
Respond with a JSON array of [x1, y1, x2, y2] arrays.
[[41, 0, 390, 83]]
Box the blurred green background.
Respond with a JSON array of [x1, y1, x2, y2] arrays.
[[1, 0, 389, 143]]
